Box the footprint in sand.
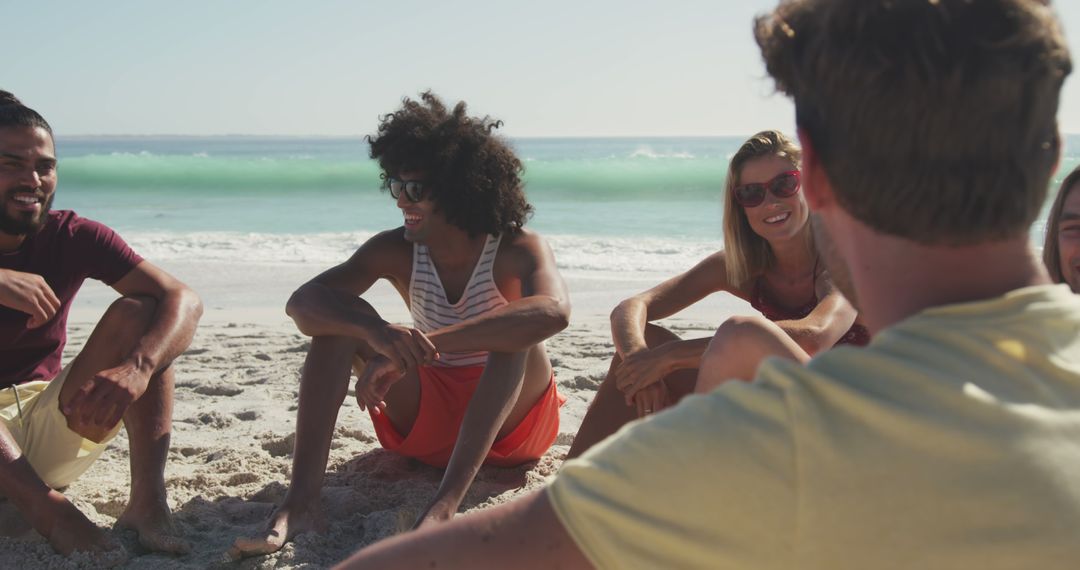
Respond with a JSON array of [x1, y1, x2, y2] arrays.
[[336, 426, 376, 444], [176, 446, 206, 458], [91, 498, 127, 518], [226, 472, 260, 486], [220, 498, 275, 523], [559, 375, 602, 391], [261, 433, 296, 457], [193, 385, 244, 397], [179, 411, 235, 429]]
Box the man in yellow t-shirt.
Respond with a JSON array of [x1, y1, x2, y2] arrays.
[[549, 285, 1080, 568], [336, 1, 1078, 568]]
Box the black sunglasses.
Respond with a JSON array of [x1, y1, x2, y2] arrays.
[[387, 177, 427, 203]]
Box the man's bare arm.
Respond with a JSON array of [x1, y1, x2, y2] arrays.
[[109, 261, 202, 375], [63, 260, 202, 431], [285, 230, 436, 370], [336, 490, 592, 570]]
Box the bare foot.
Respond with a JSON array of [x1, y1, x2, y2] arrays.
[[227, 503, 327, 560], [39, 492, 124, 557], [116, 498, 190, 554]]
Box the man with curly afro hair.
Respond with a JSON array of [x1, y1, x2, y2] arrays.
[[231, 92, 570, 559]]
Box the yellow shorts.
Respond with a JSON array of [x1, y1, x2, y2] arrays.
[[0, 364, 122, 489]]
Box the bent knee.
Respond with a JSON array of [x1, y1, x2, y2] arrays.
[[104, 295, 158, 326], [92, 297, 158, 349], [709, 315, 772, 352], [720, 314, 773, 335]]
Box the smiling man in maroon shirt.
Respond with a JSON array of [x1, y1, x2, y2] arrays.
[[0, 91, 203, 558]]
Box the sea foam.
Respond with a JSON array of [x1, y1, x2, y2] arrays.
[[125, 231, 719, 279]]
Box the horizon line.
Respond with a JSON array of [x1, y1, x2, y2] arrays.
[[55, 133, 770, 140], [56, 132, 1080, 140]]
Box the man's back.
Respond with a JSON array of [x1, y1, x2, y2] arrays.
[[548, 284, 1080, 569]]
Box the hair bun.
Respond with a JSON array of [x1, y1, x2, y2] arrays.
[[0, 90, 24, 106]]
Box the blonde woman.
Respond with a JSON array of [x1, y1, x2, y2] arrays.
[[1043, 165, 1080, 292], [567, 130, 867, 459]]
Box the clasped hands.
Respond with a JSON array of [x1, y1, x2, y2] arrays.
[[614, 346, 673, 418]]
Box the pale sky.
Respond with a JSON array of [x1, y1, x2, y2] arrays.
[[5, 0, 1080, 137]]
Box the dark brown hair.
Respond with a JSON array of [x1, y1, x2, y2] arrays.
[[755, 0, 1071, 244], [0, 90, 53, 138], [367, 91, 532, 237]]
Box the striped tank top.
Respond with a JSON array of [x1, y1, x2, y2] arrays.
[[409, 234, 509, 367]]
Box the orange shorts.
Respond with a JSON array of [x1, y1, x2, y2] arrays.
[[369, 365, 565, 468]]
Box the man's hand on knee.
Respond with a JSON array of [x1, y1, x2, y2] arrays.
[[62, 362, 152, 442]]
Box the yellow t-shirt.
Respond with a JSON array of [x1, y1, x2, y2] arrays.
[[549, 285, 1080, 569]]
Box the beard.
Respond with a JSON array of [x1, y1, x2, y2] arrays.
[[810, 213, 859, 310], [0, 189, 53, 236]]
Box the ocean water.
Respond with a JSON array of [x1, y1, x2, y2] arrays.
[[52, 136, 1080, 280]]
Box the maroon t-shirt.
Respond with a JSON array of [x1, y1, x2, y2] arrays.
[[0, 210, 143, 388]]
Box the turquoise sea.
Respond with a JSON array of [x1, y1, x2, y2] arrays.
[[53, 136, 1080, 279]]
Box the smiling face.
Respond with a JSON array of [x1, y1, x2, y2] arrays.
[[395, 170, 451, 244], [737, 154, 809, 244], [1056, 183, 1080, 292], [0, 126, 56, 238]]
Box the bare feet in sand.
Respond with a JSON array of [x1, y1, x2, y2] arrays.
[[37, 491, 126, 560], [227, 503, 327, 560], [116, 497, 190, 554]]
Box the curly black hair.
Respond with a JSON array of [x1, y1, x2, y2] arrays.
[[368, 91, 532, 237]]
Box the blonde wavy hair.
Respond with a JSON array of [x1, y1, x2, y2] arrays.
[[722, 130, 805, 288]]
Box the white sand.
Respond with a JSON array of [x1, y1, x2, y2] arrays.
[[0, 266, 753, 568]]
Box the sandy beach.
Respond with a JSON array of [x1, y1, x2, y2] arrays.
[[0, 264, 751, 569]]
